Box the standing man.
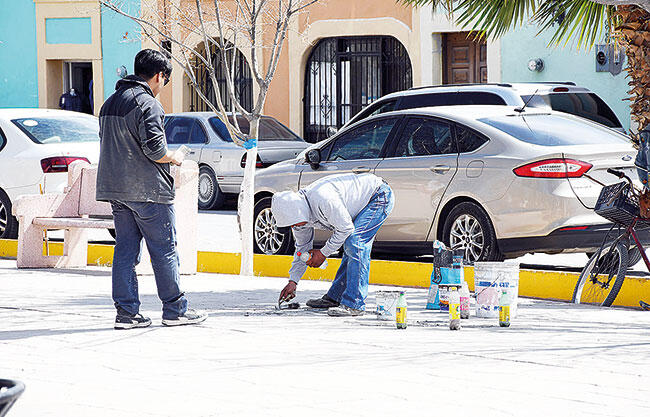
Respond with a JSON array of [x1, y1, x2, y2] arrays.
[[97, 49, 207, 329], [272, 173, 394, 316]]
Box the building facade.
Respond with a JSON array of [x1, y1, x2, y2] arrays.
[[0, 1, 632, 134]]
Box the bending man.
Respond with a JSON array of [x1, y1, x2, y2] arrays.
[[271, 173, 394, 316]]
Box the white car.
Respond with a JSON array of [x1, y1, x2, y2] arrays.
[[0, 109, 100, 238]]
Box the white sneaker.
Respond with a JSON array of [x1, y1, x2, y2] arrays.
[[162, 309, 208, 326], [327, 305, 364, 317]]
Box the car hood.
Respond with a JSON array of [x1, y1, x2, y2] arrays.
[[38, 142, 100, 164]]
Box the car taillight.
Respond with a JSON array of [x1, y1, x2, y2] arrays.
[[553, 87, 569, 92], [513, 158, 592, 178], [240, 153, 263, 168], [40, 156, 90, 173]]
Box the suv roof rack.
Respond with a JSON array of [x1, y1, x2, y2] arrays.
[[511, 81, 577, 86], [407, 83, 513, 91]]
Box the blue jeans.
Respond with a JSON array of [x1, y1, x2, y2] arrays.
[[110, 201, 188, 320], [326, 183, 394, 310]]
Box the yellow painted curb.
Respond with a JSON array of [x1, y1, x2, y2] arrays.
[[1, 239, 649, 308]]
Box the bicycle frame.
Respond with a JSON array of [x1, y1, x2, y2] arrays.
[[629, 218, 650, 272]]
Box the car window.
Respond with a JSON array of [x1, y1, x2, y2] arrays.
[[456, 125, 488, 153], [164, 117, 194, 145], [393, 118, 455, 157], [327, 118, 396, 161], [0, 127, 6, 152], [12, 115, 99, 144], [478, 114, 630, 146], [208, 116, 302, 142], [548, 93, 622, 128], [190, 122, 207, 144], [399, 92, 507, 110], [347, 99, 397, 127]]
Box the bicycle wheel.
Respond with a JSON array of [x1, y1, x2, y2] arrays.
[[573, 241, 628, 307]]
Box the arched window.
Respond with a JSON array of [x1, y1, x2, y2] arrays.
[[189, 40, 253, 112], [304, 36, 412, 143]]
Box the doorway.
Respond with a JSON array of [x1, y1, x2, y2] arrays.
[[62, 61, 94, 114], [442, 32, 487, 84]]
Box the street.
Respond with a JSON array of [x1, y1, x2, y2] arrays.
[[1, 258, 649, 416]]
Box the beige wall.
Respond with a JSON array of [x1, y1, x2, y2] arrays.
[[34, 0, 104, 114]]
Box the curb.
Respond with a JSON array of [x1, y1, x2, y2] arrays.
[[1, 239, 648, 308]]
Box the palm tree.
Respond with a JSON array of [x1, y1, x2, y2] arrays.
[[403, 0, 650, 135]]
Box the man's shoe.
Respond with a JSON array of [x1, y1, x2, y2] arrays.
[[162, 309, 208, 327], [327, 305, 364, 317], [306, 294, 339, 309], [114, 313, 152, 330]]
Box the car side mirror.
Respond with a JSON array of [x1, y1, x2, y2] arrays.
[[306, 149, 321, 170], [326, 126, 338, 137]]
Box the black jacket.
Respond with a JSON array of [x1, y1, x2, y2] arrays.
[[96, 75, 174, 204]]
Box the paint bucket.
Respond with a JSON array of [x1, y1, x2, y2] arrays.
[[375, 291, 400, 321], [473, 262, 519, 318]]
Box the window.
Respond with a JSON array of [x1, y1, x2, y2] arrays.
[[190, 122, 207, 144], [209, 116, 302, 142], [548, 93, 622, 128], [347, 99, 397, 127], [456, 125, 488, 153], [399, 92, 507, 110], [164, 117, 194, 145], [12, 115, 99, 144], [327, 118, 396, 161], [393, 118, 454, 157], [478, 114, 630, 146], [0, 127, 6, 152]]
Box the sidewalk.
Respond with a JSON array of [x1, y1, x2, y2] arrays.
[[0, 258, 649, 416]]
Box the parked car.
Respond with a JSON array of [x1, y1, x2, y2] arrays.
[[164, 112, 309, 209], [336, 82, 625, 136], [0, 109, 100, 239], [251, 105, 645, 261]]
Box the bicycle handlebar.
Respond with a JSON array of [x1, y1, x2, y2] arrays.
[[607, 168, 626, 179]]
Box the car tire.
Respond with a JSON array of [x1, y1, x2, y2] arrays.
[[0, 189, 19, 239], [253, 196, 293, 255], [198, 166, 225, 210], [442, 201, 503, 263]]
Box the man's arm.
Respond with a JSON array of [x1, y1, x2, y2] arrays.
[[137, 98, 176, 164], [288, 225, 314, 283]]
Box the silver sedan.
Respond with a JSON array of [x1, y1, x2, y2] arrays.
[[251, 106, 645, 261], [164, 112, 309, 209]]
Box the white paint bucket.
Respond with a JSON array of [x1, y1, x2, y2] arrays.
[[375, 291, 400, 321], [473, 262, 519, 318]]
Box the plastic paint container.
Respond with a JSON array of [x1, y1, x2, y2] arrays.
[[473, 262, 520, 318], [375, 291, 400, 321]]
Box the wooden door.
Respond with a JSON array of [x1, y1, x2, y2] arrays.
[[443, 32, 487, 84]]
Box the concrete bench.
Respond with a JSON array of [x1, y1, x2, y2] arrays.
[[13, 160, 199, 274]]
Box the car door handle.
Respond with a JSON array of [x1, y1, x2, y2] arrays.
[[430, 165, 450, 174], [352, 167, 371, 174]]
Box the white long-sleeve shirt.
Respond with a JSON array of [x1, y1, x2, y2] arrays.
[[271, 173, 383, 283]]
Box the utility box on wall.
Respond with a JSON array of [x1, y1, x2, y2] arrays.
[[595, 44, 625, 75]]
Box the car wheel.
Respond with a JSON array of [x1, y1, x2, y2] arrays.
[[442, 201, 502, 263], [253, 197, 293, 255], [0, 189, 19, 239], [198, 166, 225, 210]]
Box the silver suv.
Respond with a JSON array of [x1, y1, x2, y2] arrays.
[[338, 82, 625, 135]]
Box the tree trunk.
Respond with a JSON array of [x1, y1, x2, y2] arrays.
[[616, 6, 650, 138], [239, 120, 259, 276]]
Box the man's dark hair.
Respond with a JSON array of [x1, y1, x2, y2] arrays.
[[134, 49, 172, 80]]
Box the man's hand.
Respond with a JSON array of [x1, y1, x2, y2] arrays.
[[306, 249, 326, 268], [170, 149, 185, 166], [279, 280, 297, 302]]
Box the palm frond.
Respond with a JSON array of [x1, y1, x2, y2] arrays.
[[399, 0, 455, 15], [454, 0, 537, 40], [534, 0, 619, 49]]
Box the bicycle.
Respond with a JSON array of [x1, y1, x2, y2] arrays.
[[573, 168, 650, 307]]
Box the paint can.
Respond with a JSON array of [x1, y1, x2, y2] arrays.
[[375, 291, 400, 321], [473, 262, 520, 318]]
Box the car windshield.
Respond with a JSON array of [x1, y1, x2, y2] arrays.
[[12, 116, 99, 144], [209, 116, 302, 142], [478, 114, 631, 146]]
